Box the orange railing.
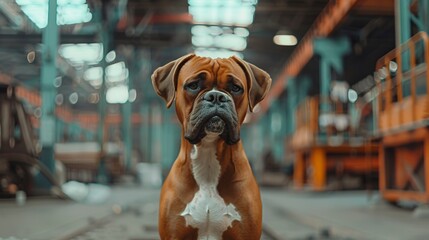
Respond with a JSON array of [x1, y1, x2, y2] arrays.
[[375, 31, 429, 132]]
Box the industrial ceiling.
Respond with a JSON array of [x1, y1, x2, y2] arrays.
[[0, 0, 395, 115]]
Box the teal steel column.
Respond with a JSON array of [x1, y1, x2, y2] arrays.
[[39, 0, 58, 187], [297, 76, 311, 104], [286, 78, 297, 135], [395, 0, 411, 71], [395, 0, 411, 46], [70, 122, 82, 141], [151, 103, 162, 165], [140, 104, 150, 162], [313, 37, 350, 113], [121, 91, 132, 171], [96, 10, 111, 184], [320, 58, 330, 113], [419, 0, 429, 33], [122, 48, 137, 172], [55, 119, 63, 142], [269, 100, 284, 162], [161, 108, 180, 170]]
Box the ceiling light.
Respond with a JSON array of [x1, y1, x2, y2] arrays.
[[106, 85, 129, 104], [69, 92, 79, 104], [59, 43, 103, 66], [128, 89, 137, 103], [188, 0, 258, 7], [106, 62, 125, 77], [189, 5, 255, 26], [27, 51, 36, 63], [191, 25, 210, 35], [214, 34, 246, 51], [189, 1, 257, 57], [106, 62, 128, 84], [195, 48, 242, 59], [105, 50, 116, 63], [84, 67, 103, 88], [188, 0, 257, 27], [55, 94, 64, 105], [84, 67, 102, 81], [273, 34, 298, 46], [348, 89, 358, 103], [208, 26, 223, 35], [192, 35, 214, 47], [16, 0, 92, 29], [234, 27, 249, 37]]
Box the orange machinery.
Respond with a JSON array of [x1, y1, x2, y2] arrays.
[[291, 96, 378, 191], [375, 32, 429, 204]]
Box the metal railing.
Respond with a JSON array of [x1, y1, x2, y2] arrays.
[[375, 31, 429, 132]]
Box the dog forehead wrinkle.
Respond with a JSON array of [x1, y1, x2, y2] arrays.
[[212, 59, 220, 80]]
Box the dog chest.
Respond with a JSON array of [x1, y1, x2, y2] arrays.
[[180, 142, 241, 239]]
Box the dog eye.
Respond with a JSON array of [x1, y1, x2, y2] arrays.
[[185, 81, 200, 92], [230, 84, 243, 94]]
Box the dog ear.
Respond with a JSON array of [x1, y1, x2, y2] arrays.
[[151, 54, 195, 108], [231, 56, 272, 112]]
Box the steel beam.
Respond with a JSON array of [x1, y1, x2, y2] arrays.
[[38, 0, 58, 188], [0, 33, 97, 47], [259, 0, 358, 117]]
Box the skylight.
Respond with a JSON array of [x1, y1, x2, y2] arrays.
[[15, 0, 92, 28], [188, 0, 257, 26], [106, 84, 129, 104], [106, 61, 129, 84], [58, 43, 103, 67], [188, 0, 257, 59]]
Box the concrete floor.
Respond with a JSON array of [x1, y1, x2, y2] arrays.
[[0, 185, 428, 240]]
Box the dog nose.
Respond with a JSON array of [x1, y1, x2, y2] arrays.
[[204, 91, 228, 104]]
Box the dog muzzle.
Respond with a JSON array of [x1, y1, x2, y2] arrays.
[[184, 90, 240, 145]]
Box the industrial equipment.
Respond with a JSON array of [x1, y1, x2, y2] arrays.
[[291, 93, 378, 191], [374, 31, 429, 205], [0, 84, 61, 197]]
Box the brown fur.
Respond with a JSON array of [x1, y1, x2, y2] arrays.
[[152, 54, 271, 240]]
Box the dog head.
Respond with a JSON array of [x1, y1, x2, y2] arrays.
[[152, 54, 271, 145]]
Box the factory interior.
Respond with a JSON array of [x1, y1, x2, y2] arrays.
[[1, 0, 429, 239]]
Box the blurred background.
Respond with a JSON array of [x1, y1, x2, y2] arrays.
[[0, 0, 429, 239]]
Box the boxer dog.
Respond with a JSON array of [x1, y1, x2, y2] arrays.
[[151, 54, 271, 240]]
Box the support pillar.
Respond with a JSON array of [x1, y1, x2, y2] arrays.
[[313, 37, 350, 114], [122, 93, 132, 172], [395, 0, 411, 71], [269, 100, 283, 161], [140, 104, 150, 162], [55, 119, 63, 142], [395, 0, 411, 47], [161, 108, 180, 171], [95, 4, 112, 184], [310, 147, 327, 191], [38, 0, 58, 188], [419, 0, 429, 34], [151, 103, 162, 164], [293, 152, 305, 189], [297, 76, 311, 105], [286, 78, 297, 136]]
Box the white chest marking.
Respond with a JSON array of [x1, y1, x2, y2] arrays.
[[180, 134, 241, 240]]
